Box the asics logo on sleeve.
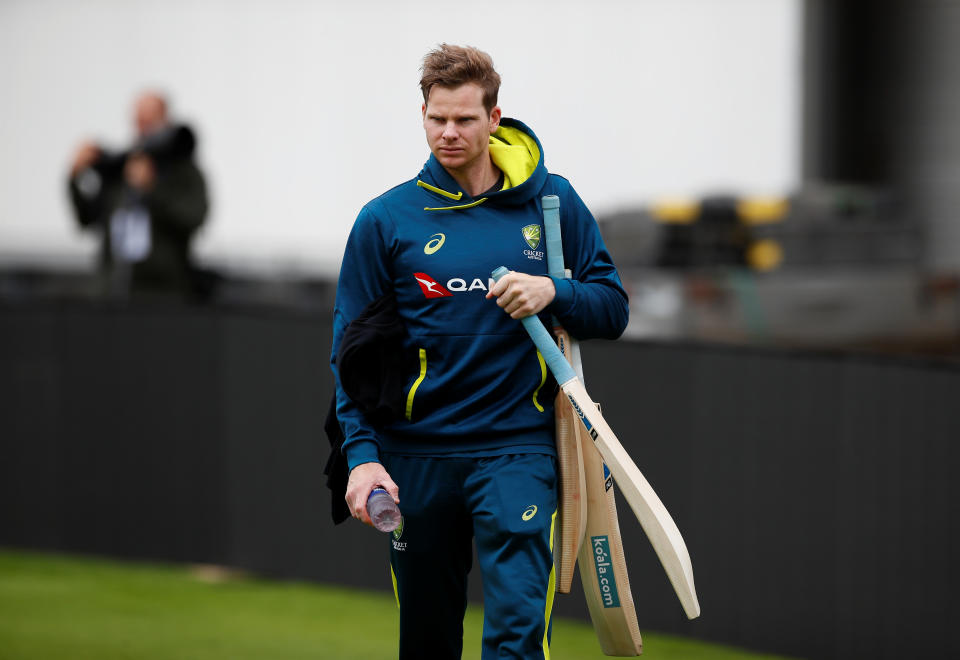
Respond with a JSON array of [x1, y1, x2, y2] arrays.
[[521, 505, 538, 521], [424, 233, 446, 254], [413, 273, 453, 298]]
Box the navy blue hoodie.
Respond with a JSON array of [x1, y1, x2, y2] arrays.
[[332, 118, 628, 470]]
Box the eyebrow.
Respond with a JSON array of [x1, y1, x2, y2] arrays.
[[427, 112, 480, 121]]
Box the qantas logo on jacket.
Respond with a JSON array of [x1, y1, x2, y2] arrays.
[[413, 273, 498, 299], [413, 273, 453, 298]]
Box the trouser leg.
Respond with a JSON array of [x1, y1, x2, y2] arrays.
[[467, 454, 558, 660], [385, 455, 473, 660]]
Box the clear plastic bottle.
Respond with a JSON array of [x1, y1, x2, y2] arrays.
[[367, 488, 401, 532]]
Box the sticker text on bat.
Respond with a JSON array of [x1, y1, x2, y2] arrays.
[[591, 535, 621, 608]]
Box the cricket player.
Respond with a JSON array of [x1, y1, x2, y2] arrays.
[[332, 44, 628, 659]]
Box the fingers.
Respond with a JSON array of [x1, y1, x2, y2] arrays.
[[502, 292, 531, 318], [345, 462, 399, 527], [487, 273, 521, 310], [349, 482, 371, 524], [380, 475, 400, 504], [496, 283, 530, 318], [345, 463, 373, 525], [487, 272, 555, 319], [484, 274, 508, 300], [71, 141, 101, 176]]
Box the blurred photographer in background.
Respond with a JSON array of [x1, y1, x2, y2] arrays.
[[68, 91, 209, 300]]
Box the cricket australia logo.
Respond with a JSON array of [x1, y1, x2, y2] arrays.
[[392, 516, 407, 551], [522, 224, 541, 249], [521, 224, 545, 262]]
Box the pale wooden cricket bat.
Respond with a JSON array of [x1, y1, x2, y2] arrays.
[[542, 195, 588, 594], [542, 195, 642, 653], [492, 266, 701, 622]]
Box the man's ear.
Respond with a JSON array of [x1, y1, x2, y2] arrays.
[[489, 106, 502, 133], [421, 103, 427, 120]]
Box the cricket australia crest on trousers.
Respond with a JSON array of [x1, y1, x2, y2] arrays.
[[392, 516, 407, 551]]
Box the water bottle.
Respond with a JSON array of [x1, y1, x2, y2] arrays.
[[367, 488, 401, 533]]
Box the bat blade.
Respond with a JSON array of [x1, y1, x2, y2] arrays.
[[563, 379, 701, 620], [553, 330, 588, 594], [578, 408, 643, 656]]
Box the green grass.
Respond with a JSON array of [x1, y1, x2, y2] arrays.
[[0, 549, 790, 659]]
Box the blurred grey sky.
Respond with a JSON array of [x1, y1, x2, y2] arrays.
[[0, 0, 800, 275]]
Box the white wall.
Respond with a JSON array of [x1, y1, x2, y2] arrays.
[[0, 0, 801, 276]]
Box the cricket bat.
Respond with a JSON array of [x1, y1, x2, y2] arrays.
[[542, 195, 588, 594], [492, 266, 701, 621], [543, 195, 642, 654]]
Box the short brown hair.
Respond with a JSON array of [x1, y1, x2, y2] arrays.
[[420, 44, 501, 113]]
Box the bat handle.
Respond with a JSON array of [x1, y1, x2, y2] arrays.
[[542, 194, 564, 326], [543, 195, 564, 279], [491, 266, 577, 386]]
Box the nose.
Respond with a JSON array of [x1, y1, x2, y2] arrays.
[[441, 121, 458, 141]]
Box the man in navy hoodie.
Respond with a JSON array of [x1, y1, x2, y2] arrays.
[[332, 44, 628, 659]]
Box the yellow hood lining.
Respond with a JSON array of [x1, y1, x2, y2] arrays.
[[489, 125, 540, 191]]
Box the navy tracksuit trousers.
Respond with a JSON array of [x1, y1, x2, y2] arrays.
[[383, 453, 558, 660]]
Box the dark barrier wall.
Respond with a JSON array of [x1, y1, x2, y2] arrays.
[[1, 302, 958, 659]]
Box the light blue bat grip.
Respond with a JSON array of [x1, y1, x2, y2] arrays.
[[543, 195, 564, 279], [491, 266, 577, 386]]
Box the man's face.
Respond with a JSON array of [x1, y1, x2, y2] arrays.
[[134, 94, 167, 138], [422, 83, 501, 175]]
